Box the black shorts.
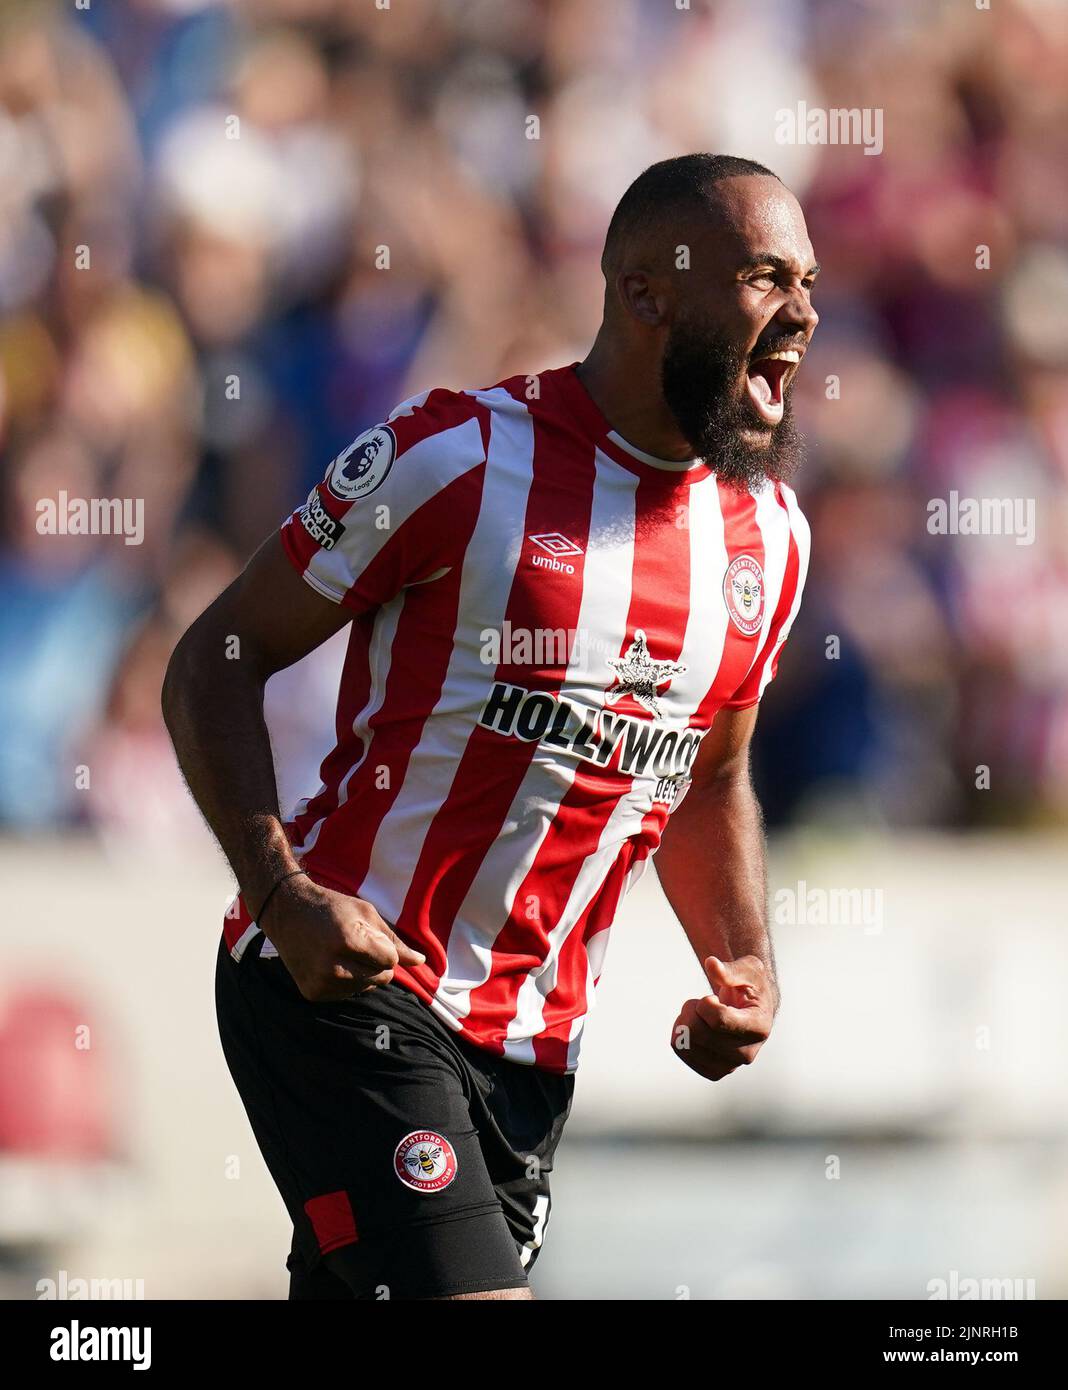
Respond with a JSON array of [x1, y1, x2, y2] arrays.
[[215, 934, 574, 1300]]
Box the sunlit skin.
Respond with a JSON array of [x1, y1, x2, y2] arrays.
[[577, 174, 820, 463]]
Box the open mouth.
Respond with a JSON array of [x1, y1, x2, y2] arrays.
[[745, 349, 803, 426]]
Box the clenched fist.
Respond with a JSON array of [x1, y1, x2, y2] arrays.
[[260, 874, 425, 1001], [670, 955, 776, 1081]]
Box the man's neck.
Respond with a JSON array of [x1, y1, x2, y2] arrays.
[[575, 335, 696, 464]]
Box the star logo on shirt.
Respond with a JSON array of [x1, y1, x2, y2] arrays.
[[605, 629, 687, 720]]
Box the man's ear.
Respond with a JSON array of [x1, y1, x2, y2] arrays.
[[616, 270, 667, 327]]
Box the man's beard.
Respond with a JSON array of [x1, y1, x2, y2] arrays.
[[661, 318, 804, 490]]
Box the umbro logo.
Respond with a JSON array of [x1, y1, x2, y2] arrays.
[[530, 532, 583, 558], [529, 532, 583, 575]]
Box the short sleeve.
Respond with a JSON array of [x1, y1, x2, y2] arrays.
[[279, 390, 488, 615]]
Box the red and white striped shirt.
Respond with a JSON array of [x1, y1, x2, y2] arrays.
[[222, 364, 810, 1073]]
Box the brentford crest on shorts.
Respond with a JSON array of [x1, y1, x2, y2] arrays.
[[394, 1130, 458, 1193], [223, 364, 810, 1074], [723, 554, 766, 636]]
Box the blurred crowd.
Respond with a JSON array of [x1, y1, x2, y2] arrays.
[[1, 0, 1066, 844]]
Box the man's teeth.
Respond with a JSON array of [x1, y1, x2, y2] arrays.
[[754, 350, 800, 364]]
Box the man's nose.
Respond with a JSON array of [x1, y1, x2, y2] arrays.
[[775, 287, 818, 337]]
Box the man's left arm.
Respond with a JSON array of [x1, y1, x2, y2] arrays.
[[654, 704, 778, 1081]]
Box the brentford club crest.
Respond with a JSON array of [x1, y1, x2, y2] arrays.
[[723, 555, 766, 636], [393, 1130, 458, 1193]]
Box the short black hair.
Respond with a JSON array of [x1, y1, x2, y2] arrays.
[[601, 153, 780, 275]]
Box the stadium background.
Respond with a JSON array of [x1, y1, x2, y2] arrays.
[[0, 0, 1065, 1299]]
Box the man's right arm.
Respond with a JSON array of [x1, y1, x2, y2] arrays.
[[161, 532, 425, 998]]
